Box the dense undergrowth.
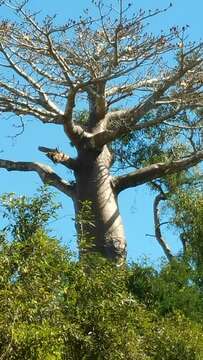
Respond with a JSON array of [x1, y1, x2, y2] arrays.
[[0, 188, 203, 359]]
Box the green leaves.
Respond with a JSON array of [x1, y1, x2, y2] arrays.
[[0, 189, 203, 359], [169, 187, 203, 277], [0, 186, 61, 241]]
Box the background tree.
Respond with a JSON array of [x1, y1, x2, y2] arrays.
[[0, 0, 202, 262]]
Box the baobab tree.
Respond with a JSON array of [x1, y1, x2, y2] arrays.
[[0, 0, 202, 262]]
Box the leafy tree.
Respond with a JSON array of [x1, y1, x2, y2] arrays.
[[0, 189, 203, 359], [168, 184, 203, 284], [140, 166, 203, 265], [0, 186, 60, 240], [0, 0, 202, 261]]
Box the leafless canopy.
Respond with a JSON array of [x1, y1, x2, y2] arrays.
[[0, 0, 202, 250]]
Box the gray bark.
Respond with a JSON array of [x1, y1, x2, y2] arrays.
[[153, 193, 174, 262], [1, 146, 203, 262], [74, 146, 126, 261]]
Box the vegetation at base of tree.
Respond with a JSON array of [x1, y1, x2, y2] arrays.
[[0, 188, 203, 359]]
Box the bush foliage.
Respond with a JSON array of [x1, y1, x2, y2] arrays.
[[0, 188, 203, 359]]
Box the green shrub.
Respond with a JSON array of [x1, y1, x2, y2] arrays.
[[0, 189, 203, 359]]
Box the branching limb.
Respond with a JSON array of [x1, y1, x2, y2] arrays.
[[0, 159, 75, 198], [0, 80, 39, 105], [105, 78, 165, 98], [153, 193, 174, 261], [91, 106, 183, 148], [62, 87, 93, 147], [63, 117, 90, 148], [0, 44, 63, 115], [38, 146, 78, 170], [0, 96, 62, 124], [113, 150, 203, 193], [91, 57, 203, 148], [46, 33, 74, 85]]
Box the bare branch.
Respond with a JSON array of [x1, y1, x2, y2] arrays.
[[62, 87, 94, 147], [0, 44, 63, 115], [0, 96, 62, 124], [0, 80, 39, 105], [0, 158, 75, 198], [63, 116, 92, 148], [113, 150, 203, 193], [153, 193, 174, 261], [105, 78, 165, 98], [46, 33, 73, 85], [91, 106, 182, 148], [91, 56, 203, 147], [38, 146, 78, 170]]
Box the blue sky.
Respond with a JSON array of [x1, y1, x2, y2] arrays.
[[0, 0, 202, 264]]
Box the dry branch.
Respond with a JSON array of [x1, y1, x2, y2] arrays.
[[38, 146, 78, 170], [114, 150, 203, 193], [153, 193, 174, 261], [0, 159, 75, 198]]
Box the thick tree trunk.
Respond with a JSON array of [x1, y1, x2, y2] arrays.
[[74, 146, 126, 261]]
